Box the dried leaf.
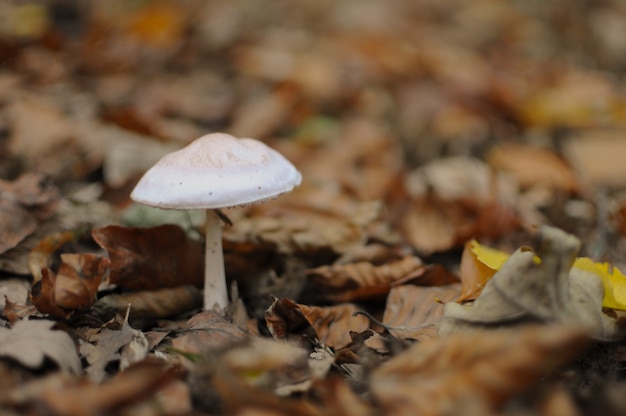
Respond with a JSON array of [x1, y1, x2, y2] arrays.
[[28, 231, 77, 283], [92, 224, 204, 290], [466, 239, 626, 311], [30, 253, 109, 319], [370, 325, 590, 416], [3, 357, 181, 415], [0, 199, 37, 255], [91, 285, 202, 320], [402, 157, 520, 253], [458, 240, 506, 302], [307, 255, 425, 302], [0, 319, 81, 374], [81, 319, 148, 382], [382, 284, 461, 342], [487, 143, 581, 192], [563, 129, 626, 187], [54, 253, 109, 310], [441, 227, 621, 340], [171, 311, 247, 354], [30, 268, 71, 319], [294, 303, 370, 349]]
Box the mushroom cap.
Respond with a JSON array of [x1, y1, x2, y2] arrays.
[[130, 133, 302, 209]]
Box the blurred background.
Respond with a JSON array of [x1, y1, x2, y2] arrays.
[[1, 0, 626, 260]]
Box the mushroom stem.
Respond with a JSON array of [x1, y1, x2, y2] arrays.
[[203, 209, 228, 311]]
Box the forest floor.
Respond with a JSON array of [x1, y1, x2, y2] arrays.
[[2, 1, 626, 415]]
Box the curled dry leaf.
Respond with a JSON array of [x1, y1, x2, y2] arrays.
[[370, 325, 590, 416], [30, 253, 109, 319], [265, 298, 370, 349], [28, 231, 77, 283], [382, 284, 461, 342], [0, 319, 81, 374], [307, 255, 425, 302], [441, 226, 621, 340], [91, 285, 202, 321], [92, 224, 204, 290], [457, 240, 502, 302]]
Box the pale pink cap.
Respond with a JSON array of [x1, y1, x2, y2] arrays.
[[131, 133, 302, 209]]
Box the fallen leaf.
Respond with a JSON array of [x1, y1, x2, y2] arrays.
[[307, 255, 426, 302], [30, 253, 109, 319], [573, 258, 626, 311], [466, 238, 626, 311], [487, 143, 581, 192], [171, 311, 247, 355], [441, 226, 621, 340], [0, 319, 81, 374], [92, 224, 204, 290], [402, 157, 520, 253], [80, 318, 148, 382], [563, 129, 626, 187], [291, 303, 370, 349], [91, 285, 202, 321], [0, 173, 63, 262], [370, 325, 589, 416], [382, 284, 461, 342], [458, 239, 509, 302], [2, 357, 181, 415]]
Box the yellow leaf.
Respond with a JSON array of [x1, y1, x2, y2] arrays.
[[469, 240, 510, 271], [470, 240, 626, 311], [573, 258, 626, 311]]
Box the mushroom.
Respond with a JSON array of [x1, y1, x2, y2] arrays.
[[130, 132, 302, 311]]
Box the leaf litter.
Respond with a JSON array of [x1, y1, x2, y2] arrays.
[[3, 0, 626, 415]]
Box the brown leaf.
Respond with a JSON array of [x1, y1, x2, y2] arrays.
[[54, 253, 109, 310], [307, 255, 426, 302], [294, 303, 370, 349], [402, 157, 521, 253], [91, 285, 202, 320], [382, 284, 461, 342], [3, 357, 182, 416], [0, 199, 37, 255], [30, 253, 109, 319], [171, 311, 247, 354], [370, 325, 590, 416], [30, 268, 70, 319], [28, 231, 77, 283], [563, 129, 626, 188], [92, 224, 204, 290], [457, 240, 497, 302], [487, 143, 581, 192], [80, 319, 148, 382], [0, 173, 61, 209]]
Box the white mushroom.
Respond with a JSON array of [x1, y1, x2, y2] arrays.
[[130, 132, 302, 311]]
